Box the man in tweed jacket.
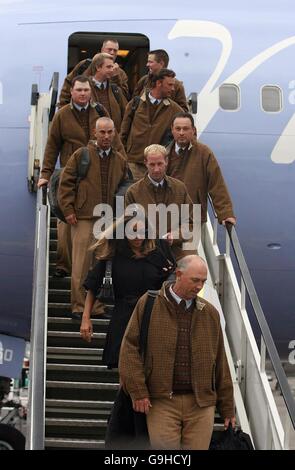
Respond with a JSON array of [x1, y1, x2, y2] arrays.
[[167, 112, 236, 225], [119, 255, 235, 450]]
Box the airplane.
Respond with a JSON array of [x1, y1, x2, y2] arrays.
[[0, 0, 295, 383]]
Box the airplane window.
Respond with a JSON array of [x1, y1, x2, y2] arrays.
[[219, 84, 240, 111], [261, 85, 282, 112]]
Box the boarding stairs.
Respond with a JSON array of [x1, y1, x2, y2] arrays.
[[26, 76, 295, 450]]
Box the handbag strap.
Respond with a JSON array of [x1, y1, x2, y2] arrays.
[[139, 290, 159, 360], [103, 260, 112, 285]]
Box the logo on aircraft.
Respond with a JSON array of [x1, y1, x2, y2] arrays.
[[169, 20, 295, 164]]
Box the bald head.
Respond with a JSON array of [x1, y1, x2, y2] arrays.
[[95, 117, 115, 150], [174, 255, 207, 300]]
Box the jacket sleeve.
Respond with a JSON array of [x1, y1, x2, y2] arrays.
[[124, 185, 136, 209], [58, 60, 88, 108], [215, 323, 235, 419], [132, 76, 145, 98], [119, 294, 150, 401], [175, 81, 189, 111], [58, 149, 80, 217], [112, 67, 130, 100], [119, 100, 135, 148], [171, 189, 195, 248], [40, 113, 63, 180], [206, 152, 235, 223]]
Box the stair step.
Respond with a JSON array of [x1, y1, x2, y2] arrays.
[[48, 289, 71, 303], [46, 380, 119, 401], [47, 347, 103, 355], [45, 418, 107, 438], [45, 408, 110, 419], [47, 347, 104, 365], [47, 317, 109, 333], [50, 240, 57, 251], [45, 437, 105, 449], [50, 251, 57, 263], [46, 399, 113, 409], [50, 228, 57, 240], [46, 363, 118, 383], [49, 277, 71, 289], [47, 331, 106, 348], [48, 302, 72, 316], [50, 217, 57, 228]]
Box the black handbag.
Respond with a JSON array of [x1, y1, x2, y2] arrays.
[[104, 291, 158, 450], [96, 260, 115, 308], [209, 423, 254, 450]]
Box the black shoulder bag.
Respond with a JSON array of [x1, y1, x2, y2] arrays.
[[96, 260, 115, 312]]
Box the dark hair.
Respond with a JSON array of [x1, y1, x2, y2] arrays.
[[149, 49, 169, 67], [150, 68, 176, 87], [71, 75, 91, 87], [171, 112, 195, 128]]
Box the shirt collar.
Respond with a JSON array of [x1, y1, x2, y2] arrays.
[[148, 92, 162, 105], [169, 285, 192, 309], [175, 142, 193, 155], [72, 102, 89, 112], [96, 146, 111, 158], [92, 77, 107, 89], [148, 174, 164, 187]]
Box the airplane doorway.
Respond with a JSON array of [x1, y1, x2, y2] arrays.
[[68, 32, 150, 95]]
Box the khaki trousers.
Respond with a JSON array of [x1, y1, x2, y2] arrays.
[[70, 220, 96, 313], [128, 162, 146, 182], [146, 394, 215, 450], [56, 220, 72, 273], [70, 219, 105, 314]]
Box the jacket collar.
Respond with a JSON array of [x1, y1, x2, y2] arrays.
[[161, 281, 206, 311], [144, 174, 173, 189], [166, 140, 194, 154], [140, 91, 170, 106]]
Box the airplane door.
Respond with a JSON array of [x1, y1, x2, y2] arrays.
[[68, 32, 150, 95]]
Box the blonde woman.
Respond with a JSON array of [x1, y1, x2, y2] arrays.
[[80, 215, 175, 368]]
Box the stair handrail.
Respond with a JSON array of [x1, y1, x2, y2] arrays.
[[208, 197, 295, 431], [26, 186, 50, 449], [224, 221, 295, 430]]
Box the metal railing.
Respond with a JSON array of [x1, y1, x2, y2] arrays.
[[203, 200, 295, 448], [26, 187, 50, 450], [26, 73, 58, 449], [225, 222, 295, 428]]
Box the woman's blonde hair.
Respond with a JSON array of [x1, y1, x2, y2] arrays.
[[92, 214, 156, 260]]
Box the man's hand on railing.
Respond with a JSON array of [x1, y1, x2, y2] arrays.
[[37, 178, 49, 188], [222, 217, 236, 226], [66, 213, 77, 225]]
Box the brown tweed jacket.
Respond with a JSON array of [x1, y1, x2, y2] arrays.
[[166, 140, 235, 223], [124, 175, 195, 253], [119, 282, 235, 419], [40, 101, 126, 180], [120, 92, 183, 164], [133, 74, 188, 111], [58, 140, 128, 219]]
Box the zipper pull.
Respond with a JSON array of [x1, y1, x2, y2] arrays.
[[169, 391, 173, 399]]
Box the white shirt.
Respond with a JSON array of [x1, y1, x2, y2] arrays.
[[97, 147, 111, 159], [92, 78, 107, 90], [73, 102, 89, 112], [148, 92, 162, 105], [169, 285, 193, 309], [175, 142, 193, 155], [148, 174, 164, 188]]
